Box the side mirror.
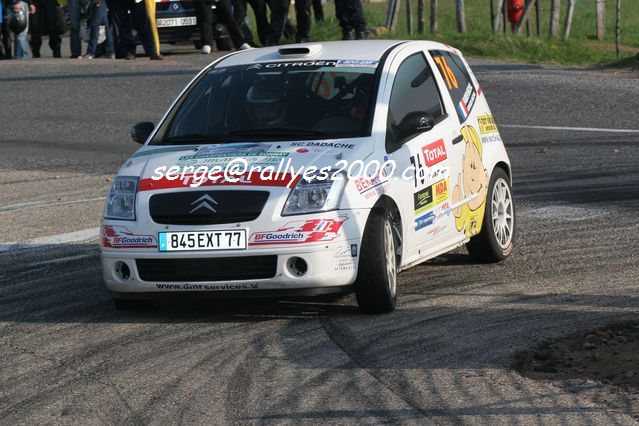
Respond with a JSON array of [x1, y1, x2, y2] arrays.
[[397, 112, 435, 136], [131, 122, 155, 144]]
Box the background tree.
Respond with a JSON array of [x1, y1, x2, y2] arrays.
[[430, 0, 438, 34], [550, 0, 561, 38], [562, 0, 576, 40], [596, 0, 606, 41], [455, 0, 466, 33]]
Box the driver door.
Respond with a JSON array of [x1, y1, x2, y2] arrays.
[[381, 48, 459, 265]]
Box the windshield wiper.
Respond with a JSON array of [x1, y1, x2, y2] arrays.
[[227, 127, 329, 139], [164, 134, 226, 145]]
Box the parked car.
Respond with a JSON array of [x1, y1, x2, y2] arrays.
[[155, 0, 232, 51], [102, 41, 515, 313]]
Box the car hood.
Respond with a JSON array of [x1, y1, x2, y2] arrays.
[[122, 139, 374, 191]]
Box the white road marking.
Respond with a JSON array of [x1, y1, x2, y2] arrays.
[[518, 205, 611, 221], [0, 227, 100, 252], [501, 124, 639, 133], [27, 253, 96, 268], [0, 197, 105, 213]]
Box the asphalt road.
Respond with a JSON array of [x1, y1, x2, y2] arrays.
[[1, 44, 639, 424]]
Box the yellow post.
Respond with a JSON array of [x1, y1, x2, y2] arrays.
[[144, 0, 161, 56]]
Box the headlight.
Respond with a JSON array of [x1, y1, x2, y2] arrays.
[[104, 176, 138, 221], [282, 173, 347, 216]]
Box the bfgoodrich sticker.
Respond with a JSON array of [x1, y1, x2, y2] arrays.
[[249, 216, 348, 245], [103, 225, 157, 248]]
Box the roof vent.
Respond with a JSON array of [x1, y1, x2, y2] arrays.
[[278, 44, 322, 57]]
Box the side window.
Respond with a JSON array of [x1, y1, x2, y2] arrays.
[[430, 50, 476, 124], [386, 53, 444, 152]]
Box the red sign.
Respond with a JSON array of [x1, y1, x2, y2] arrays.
[[422, 139, 447, 167]]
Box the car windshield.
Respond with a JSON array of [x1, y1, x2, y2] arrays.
[[155, 60, 379, 144]]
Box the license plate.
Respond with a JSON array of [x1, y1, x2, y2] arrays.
[[159, 230, 246, 251], [156, 16, 197, 28]]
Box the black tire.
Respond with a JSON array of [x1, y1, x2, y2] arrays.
[[355, 208, 397, 313], [193, 40, 203, 50], [467, 167, 515, 263], [112, 298, 149, 310], [215, 37, 233, 51]]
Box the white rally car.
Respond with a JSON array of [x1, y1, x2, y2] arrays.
[[102, 40, 515, 313]]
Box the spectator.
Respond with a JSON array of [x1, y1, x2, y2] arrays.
[[67, 0, 84, 58], [29, 0, 60, 57], [335, 0, 365, 40], [231, 0, 255, 46], [0, 0, 10, 58], [9, 0, 30, 58], [79, 0, 114, 58], [195, 0, 250, 53], [142, 0, 160, 57], [107, 0, 161, 59], [311, 0, 322, 21], [264, 0, 288, 45], [243, 0, 268, 46], [294, 0, 310, 42]]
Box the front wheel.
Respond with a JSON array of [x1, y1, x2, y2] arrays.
[[355, 208, 397, 313], [467, 167, 515, 262]]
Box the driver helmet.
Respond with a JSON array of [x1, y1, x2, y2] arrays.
[[246, 79, 286, 127]]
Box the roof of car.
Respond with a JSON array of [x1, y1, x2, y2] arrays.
[[215, 40, 454, 67]]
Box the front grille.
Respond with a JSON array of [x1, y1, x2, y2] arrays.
[[137, 256, 277, 282], [149, 190, 269, 225]]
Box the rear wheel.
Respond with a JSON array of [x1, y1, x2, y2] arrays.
[[355, 208, 397, 313], [467, 168, 515, 262]]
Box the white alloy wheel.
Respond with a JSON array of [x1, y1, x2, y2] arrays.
[[383, 219, 397, 297], [491, 178, 514, 249]]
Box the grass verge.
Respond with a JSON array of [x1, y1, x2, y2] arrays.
[[262, 0, 639, 67]]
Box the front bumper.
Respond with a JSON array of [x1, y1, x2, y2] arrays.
[[102, 237, 361, 295], [102, 240, 360, 295]]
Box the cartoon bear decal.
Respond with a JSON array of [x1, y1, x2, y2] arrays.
[[452, 125, 489, 238]]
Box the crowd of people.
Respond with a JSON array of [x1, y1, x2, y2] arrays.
[[0, 0, 367, 59]]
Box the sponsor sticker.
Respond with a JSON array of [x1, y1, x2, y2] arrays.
[[426, 223, 447, 237], [457, 83, 477, 122], [335, 59, 379, 68], [422, 139, 447, 167], [428, 165, 449, 184], [415, 212, 435, 231], [481, 134, 503, 144], [196, 143, 271, 154], [414, 186, 434, 215], [333, 244, 358, 272], [176, 152, 288, 168], [477, 115, 498, 134], [433, 178, 449, 205], [249, 216, 348, 245], [155, 283, 259, 291], [354, 174, 387, 194], [290, 141, 355, 149], [258, 60, 338, 68], [103, 225, 157, 248]]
